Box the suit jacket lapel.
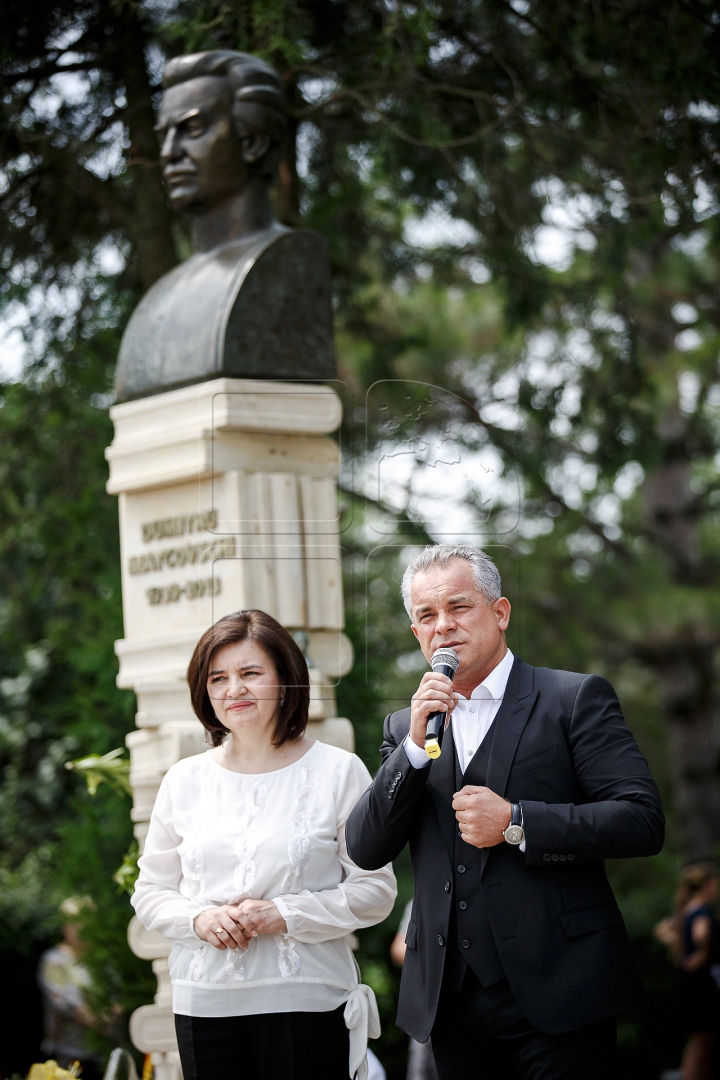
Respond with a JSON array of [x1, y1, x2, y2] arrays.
[[426, 720, 459, 866], [481, 657, 538, 877]]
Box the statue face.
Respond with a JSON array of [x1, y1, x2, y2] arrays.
[[156, 76, 248, 212]]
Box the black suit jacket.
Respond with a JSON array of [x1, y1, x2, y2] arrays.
[[345, 658, 665, 1039]]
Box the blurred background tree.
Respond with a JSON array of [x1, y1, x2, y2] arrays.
[[2, 0, 719, 1075]]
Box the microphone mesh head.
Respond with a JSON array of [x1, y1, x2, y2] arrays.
[[431, 647, 460, 673]]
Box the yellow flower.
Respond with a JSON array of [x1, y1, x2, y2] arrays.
[[27, 1061, 81, 1080]]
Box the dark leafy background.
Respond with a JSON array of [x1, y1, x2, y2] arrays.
[[2, 1, 720, 1075]]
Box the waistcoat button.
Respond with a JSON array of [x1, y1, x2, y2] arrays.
[[568, 854, 575, 861], [437, 935, 444, 946], [457, 864, 466, 873], [458, 901, 467, 910], [543, 854, 551, 862], [461, 939, 470, 949], [552, 854, 559, 862], [444, 881, 451, 892]]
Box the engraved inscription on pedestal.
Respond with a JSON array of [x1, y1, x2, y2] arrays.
[[117, 472, 344, 643], [119, 484, 239, 639], [132, 510, 225, 605]]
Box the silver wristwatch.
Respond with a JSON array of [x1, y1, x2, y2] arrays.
[[503, 802, 525, 846]]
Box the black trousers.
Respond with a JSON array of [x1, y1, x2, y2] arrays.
[[174, 1006, 350, 1080], [431, 972, 617, 1080]]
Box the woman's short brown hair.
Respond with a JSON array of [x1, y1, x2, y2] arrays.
[[187, 610, 310, 748]]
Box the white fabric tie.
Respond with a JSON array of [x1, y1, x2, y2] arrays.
[[344, 983, 381, 1079]]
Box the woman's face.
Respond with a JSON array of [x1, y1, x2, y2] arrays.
[[207, 638, 282, 741]]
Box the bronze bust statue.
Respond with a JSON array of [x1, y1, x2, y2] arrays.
[[115, 51, 336, 402]]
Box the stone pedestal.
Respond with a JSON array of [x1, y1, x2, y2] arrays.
[[106, 378, 353, 1077]]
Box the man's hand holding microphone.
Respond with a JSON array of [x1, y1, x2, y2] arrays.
[[410, 649, 512, 849], [408, 656, 460, 754]]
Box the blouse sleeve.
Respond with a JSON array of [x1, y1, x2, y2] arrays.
[[271, 753, 397, 943], [131, 771, 214, 945]]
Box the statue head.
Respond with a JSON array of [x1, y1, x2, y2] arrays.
[[156, 50, 286, 214]]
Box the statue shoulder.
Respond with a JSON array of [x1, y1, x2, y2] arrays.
[[221, 227, 335, 382], [115, 226, 336, 402]]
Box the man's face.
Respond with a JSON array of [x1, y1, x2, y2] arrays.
[[156, 76, 247, 212], [409, 559, 510, 689]]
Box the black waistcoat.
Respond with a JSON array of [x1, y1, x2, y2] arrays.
[[445, 716, 506, 991]]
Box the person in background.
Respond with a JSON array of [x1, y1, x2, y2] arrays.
[[37, 897, 101, 1080], [132, 609, 396, 1080], [390, 901, 439, 1080], [655, 864, 720, 1080]]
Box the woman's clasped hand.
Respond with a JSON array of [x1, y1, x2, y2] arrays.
[[194, 899, 288, 950]]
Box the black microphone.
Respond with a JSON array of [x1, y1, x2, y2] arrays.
[[424, 647, 460, 760]]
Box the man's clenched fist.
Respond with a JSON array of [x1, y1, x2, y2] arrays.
[[452, 785, 512, 848]]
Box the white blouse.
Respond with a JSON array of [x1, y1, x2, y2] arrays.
[[132, 741, 396, 1078]]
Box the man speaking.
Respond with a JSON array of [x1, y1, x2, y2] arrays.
[[346, 544, 664, 1078]]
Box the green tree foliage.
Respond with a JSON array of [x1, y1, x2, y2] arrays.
[[3, 0, 720, 1074], [0, 324, 153, 1064]]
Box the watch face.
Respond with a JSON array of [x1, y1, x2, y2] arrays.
[[504, 824, 525, 846]]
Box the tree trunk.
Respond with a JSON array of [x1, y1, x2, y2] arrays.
[[641, 407, 720, 861], [640, 641, 720, 861], [276, 112, 301, 226], [104, 6, 178, 294]]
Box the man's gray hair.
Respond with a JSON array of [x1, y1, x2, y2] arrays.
[[401, 544, 502, 620]]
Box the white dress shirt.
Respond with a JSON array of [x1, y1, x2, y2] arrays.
[[404, 648, 514, 770], [404, 649, 525, 848], [132, 741, 396, 1079]]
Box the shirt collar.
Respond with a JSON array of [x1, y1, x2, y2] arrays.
[[455, 649, 514, 703]]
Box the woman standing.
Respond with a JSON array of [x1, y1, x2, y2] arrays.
[[132, 610, 396, 1080], [655, 864, 720, 1080]]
